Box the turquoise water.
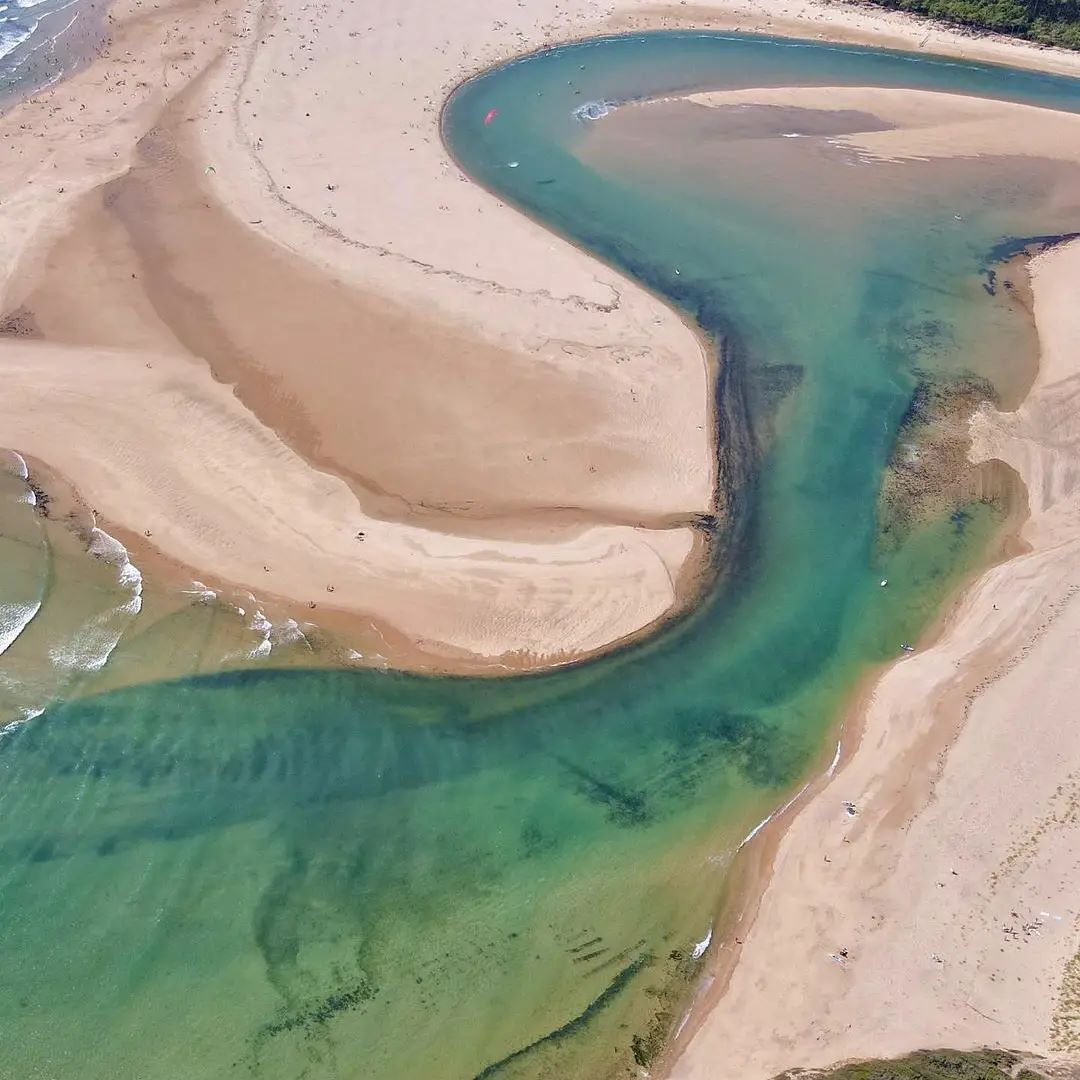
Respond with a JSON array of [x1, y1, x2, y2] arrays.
[[2, 32, 1080, 1080]]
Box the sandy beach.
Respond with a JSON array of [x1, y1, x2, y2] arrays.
[[3, 0, 1080, 1071], [0, 0, 720, 672], [2, 0, 1078, 671]]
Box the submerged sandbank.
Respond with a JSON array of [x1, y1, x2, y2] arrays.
[[669, 237, 1080, 1078], [683, 85, 1080, 162]]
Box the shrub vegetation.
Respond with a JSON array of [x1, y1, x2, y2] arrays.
[[864, 0, 1080, 49], [771, 1048, 1054, 1080]]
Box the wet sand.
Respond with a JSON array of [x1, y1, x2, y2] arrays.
[[3, 0, 1078, 671], [685, 85, 1080, 164], [0, 0, 720, 670], [3, 0, 1080, 1072], [0, 339, 701, 666]]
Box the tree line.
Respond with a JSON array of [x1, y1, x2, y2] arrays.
[[869, 0, 1080, 48]]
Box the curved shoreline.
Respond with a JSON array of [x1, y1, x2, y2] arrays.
[[1, 1, 1080, 1075], [667, 237, 1080, 1078], [657, 465, 1032, 1078], [0, 6, 715, 673], [204, 25, 1080, 1071], [2, 0, 1079, 675]]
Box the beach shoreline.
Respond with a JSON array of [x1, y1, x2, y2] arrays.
[[1, 0, 726, 674], [657, 460, 1031, 1077], [0, 0, 107, 110], [667, 237, 1080, 1079], [2, 0, 1079, 674], [653, 393, 1035, 1077], [2, 0, 1080, 1073]]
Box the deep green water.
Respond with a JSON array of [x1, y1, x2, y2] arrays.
[[2, 32, 1080, 1080]]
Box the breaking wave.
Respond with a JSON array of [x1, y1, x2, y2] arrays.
[[572, 98, 619, 122], [0, 705, 44, 740], [0, 450, 45, 657], [2, 450, 30, 481], [183, 580, 218, 603], [0, 21, 33, 60], [241, 608, 312, 660], [0, 600, 42, 656], [49, 526, 143, 673]]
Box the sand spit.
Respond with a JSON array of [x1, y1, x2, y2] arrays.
[[685, 86, 1080, 164], [1, 0, 1080, 1065], [668, 239, 1080, 1078], [0, 340, 695, 664], [3, 0, 1079, 671], [0, 0, 721, 670]]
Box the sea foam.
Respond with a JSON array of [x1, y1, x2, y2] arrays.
[[572, 99, 618, 122], [691, 927, 713, 960], [0, 22, 32, 60], [244, 610, 311, 659], [0, 600, 41, 656], [1, 450, 30, 480], [0, 452, 44, 655], [183, 580, 218, 603], [0, 706, 44, 740], [49, 527, 143, 672]]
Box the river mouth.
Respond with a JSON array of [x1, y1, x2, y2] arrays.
[[1, 29, 1079, 1080]]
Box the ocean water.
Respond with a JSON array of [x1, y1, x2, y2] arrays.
[[1, 31, 1079, 1080], [0, 0, 103, 105]]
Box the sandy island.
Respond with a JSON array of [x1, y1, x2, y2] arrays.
[[3, 0, 1080, 1071]]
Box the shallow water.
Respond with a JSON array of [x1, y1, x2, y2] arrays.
[[1, 31, 1079, 1080], [0, 0, 103, 106]]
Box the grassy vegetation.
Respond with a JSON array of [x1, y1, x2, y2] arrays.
[[862, 0, 1080, 49], [771, 1048, 1054, 1080]]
